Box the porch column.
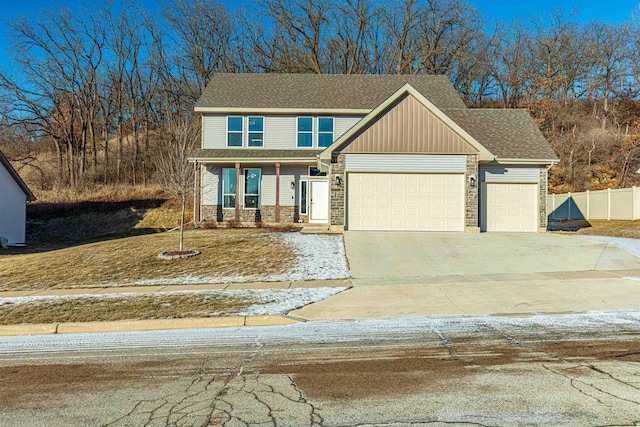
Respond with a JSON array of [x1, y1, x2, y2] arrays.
[[193, 161, 201, 223], [275, 162, 280, 223], [235, 162, 240, 223]]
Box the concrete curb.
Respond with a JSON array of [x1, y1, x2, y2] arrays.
[[0, 315, 301, 337]]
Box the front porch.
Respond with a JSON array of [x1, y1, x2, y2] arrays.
[[191, 149, 329, 226]]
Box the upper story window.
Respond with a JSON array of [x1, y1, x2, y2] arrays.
[[297, 117, 313, 148], [318, 117, 334, 148], [248, 116, 264, 147], [227, 116, 243, 147]]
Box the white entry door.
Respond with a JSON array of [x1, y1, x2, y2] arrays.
[[310, 180, 329, 223]]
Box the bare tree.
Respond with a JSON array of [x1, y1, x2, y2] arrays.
[[152, 116, 200, 251]]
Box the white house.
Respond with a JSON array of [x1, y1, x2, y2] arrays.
[[0, 150, 35, 246]]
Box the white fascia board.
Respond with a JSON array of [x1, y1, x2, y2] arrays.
[[189, 157, 317, 164], [491, 158, 559, 165], [194, 107, 372, 115], [319, 83, 495, 161]]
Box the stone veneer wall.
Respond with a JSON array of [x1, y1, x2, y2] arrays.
[[539, 166, 548, 231], [330, 153, 346, 226], [201, 205, 305, 224], [465, 154, 479, 229]]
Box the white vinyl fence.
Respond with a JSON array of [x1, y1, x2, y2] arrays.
[[547, 187, 640, 220]]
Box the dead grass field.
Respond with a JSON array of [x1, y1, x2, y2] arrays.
[[0, 292, 269, 324], [0, 230, 295, 291], [549, 219, 640, 238]]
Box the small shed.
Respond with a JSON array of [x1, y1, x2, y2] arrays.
[[0, 150, 35, 246]]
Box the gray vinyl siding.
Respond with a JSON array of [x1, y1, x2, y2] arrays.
[[345, 154, 467, 173], [480, 166, 540, 183], [264, 116, 298, 149], [202, 115, 227, 149], [202, 166, 221, 205], [202, 114, 366, 150], [334, 116, 363, 139], [260, 165, 308, 207]]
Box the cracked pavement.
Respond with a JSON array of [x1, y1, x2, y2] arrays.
[[0, 313, 639, 426]]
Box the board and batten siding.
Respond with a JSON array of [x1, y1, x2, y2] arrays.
[[479, 166, 540, 183], [345, 154, 467, 173], [202, 114, 364, 150], [342, 95, 477, 154], [201, 165, 308, 208], [0, 162, 27, 244]]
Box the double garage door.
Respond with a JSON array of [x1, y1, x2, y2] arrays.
[[347, 173, 465, 231]]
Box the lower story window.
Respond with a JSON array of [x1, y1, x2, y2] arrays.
[[222, 168, 236, 208], [300, 180, 308, 214], [244, 168, 261, 208]]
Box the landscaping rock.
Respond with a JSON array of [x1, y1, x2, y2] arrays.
[[158, 250, 201, 260]]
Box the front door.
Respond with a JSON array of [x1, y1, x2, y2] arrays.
[[310, 180, 329, 223]]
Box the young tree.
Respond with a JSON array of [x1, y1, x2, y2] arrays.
[[152, 116, 200, 251]]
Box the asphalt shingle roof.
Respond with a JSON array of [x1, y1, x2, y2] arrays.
[[195, 73, 466, 110], [442, 108, 558, 160]]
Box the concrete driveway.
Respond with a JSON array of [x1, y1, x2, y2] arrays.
[[344, 231, 640, 280], [290, 232, 640, 320]]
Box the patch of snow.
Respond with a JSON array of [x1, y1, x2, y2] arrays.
[[578, 235, 640, 257], [124, 233, 350, 286], [0, 287, 347, 316]]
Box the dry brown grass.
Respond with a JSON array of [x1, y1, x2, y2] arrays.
[[0, 292, 269, 325], [549, 219, 640, 238], [33, 184, 166, 205], [0, 229, 295, 291]]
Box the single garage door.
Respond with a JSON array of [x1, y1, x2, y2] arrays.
[[482, 183, 538, 232], [347, 173, 465, 231]]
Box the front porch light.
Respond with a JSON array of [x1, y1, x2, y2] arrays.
[[470, 177, 477, 188], [335, 176, 342, 186], [290, 180, 295, 189]]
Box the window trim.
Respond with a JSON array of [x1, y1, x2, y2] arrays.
[[317, 116, 334, 148], [226, 116, 244, 148], [297, 116, 314, 148], [247, 116, 265, 148], [300, 179, 308, 215], [243, 167, 261, 209], [222, 168, 237, 209]]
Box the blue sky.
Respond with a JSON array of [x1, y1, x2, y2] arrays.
[[0, 0, 636, 70]]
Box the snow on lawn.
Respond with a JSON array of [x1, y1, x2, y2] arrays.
[[129, 233, 351, 286], [579, 235, 640, 257], [0, 287, 347, 316]]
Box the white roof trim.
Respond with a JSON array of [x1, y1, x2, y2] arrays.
[[189, 157, 317, 164], [491, 158, 559, 165], [319, 83, 495, 161], [195, 107, 371, 115]]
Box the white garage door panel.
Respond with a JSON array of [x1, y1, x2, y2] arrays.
[[484, 183, 537, 232], [348, 173, 464, 231]]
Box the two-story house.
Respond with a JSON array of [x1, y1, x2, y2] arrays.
[[191, 74, 557, 232]]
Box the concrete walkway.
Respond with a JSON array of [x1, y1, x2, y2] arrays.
[[290, 269, 640, 319], [0, 278, 351, 299]]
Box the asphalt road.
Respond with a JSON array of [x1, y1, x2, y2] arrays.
[[1, 312, 639, 426]]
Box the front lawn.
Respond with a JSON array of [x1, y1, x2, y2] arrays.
[[0, 229, 295, 291]]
